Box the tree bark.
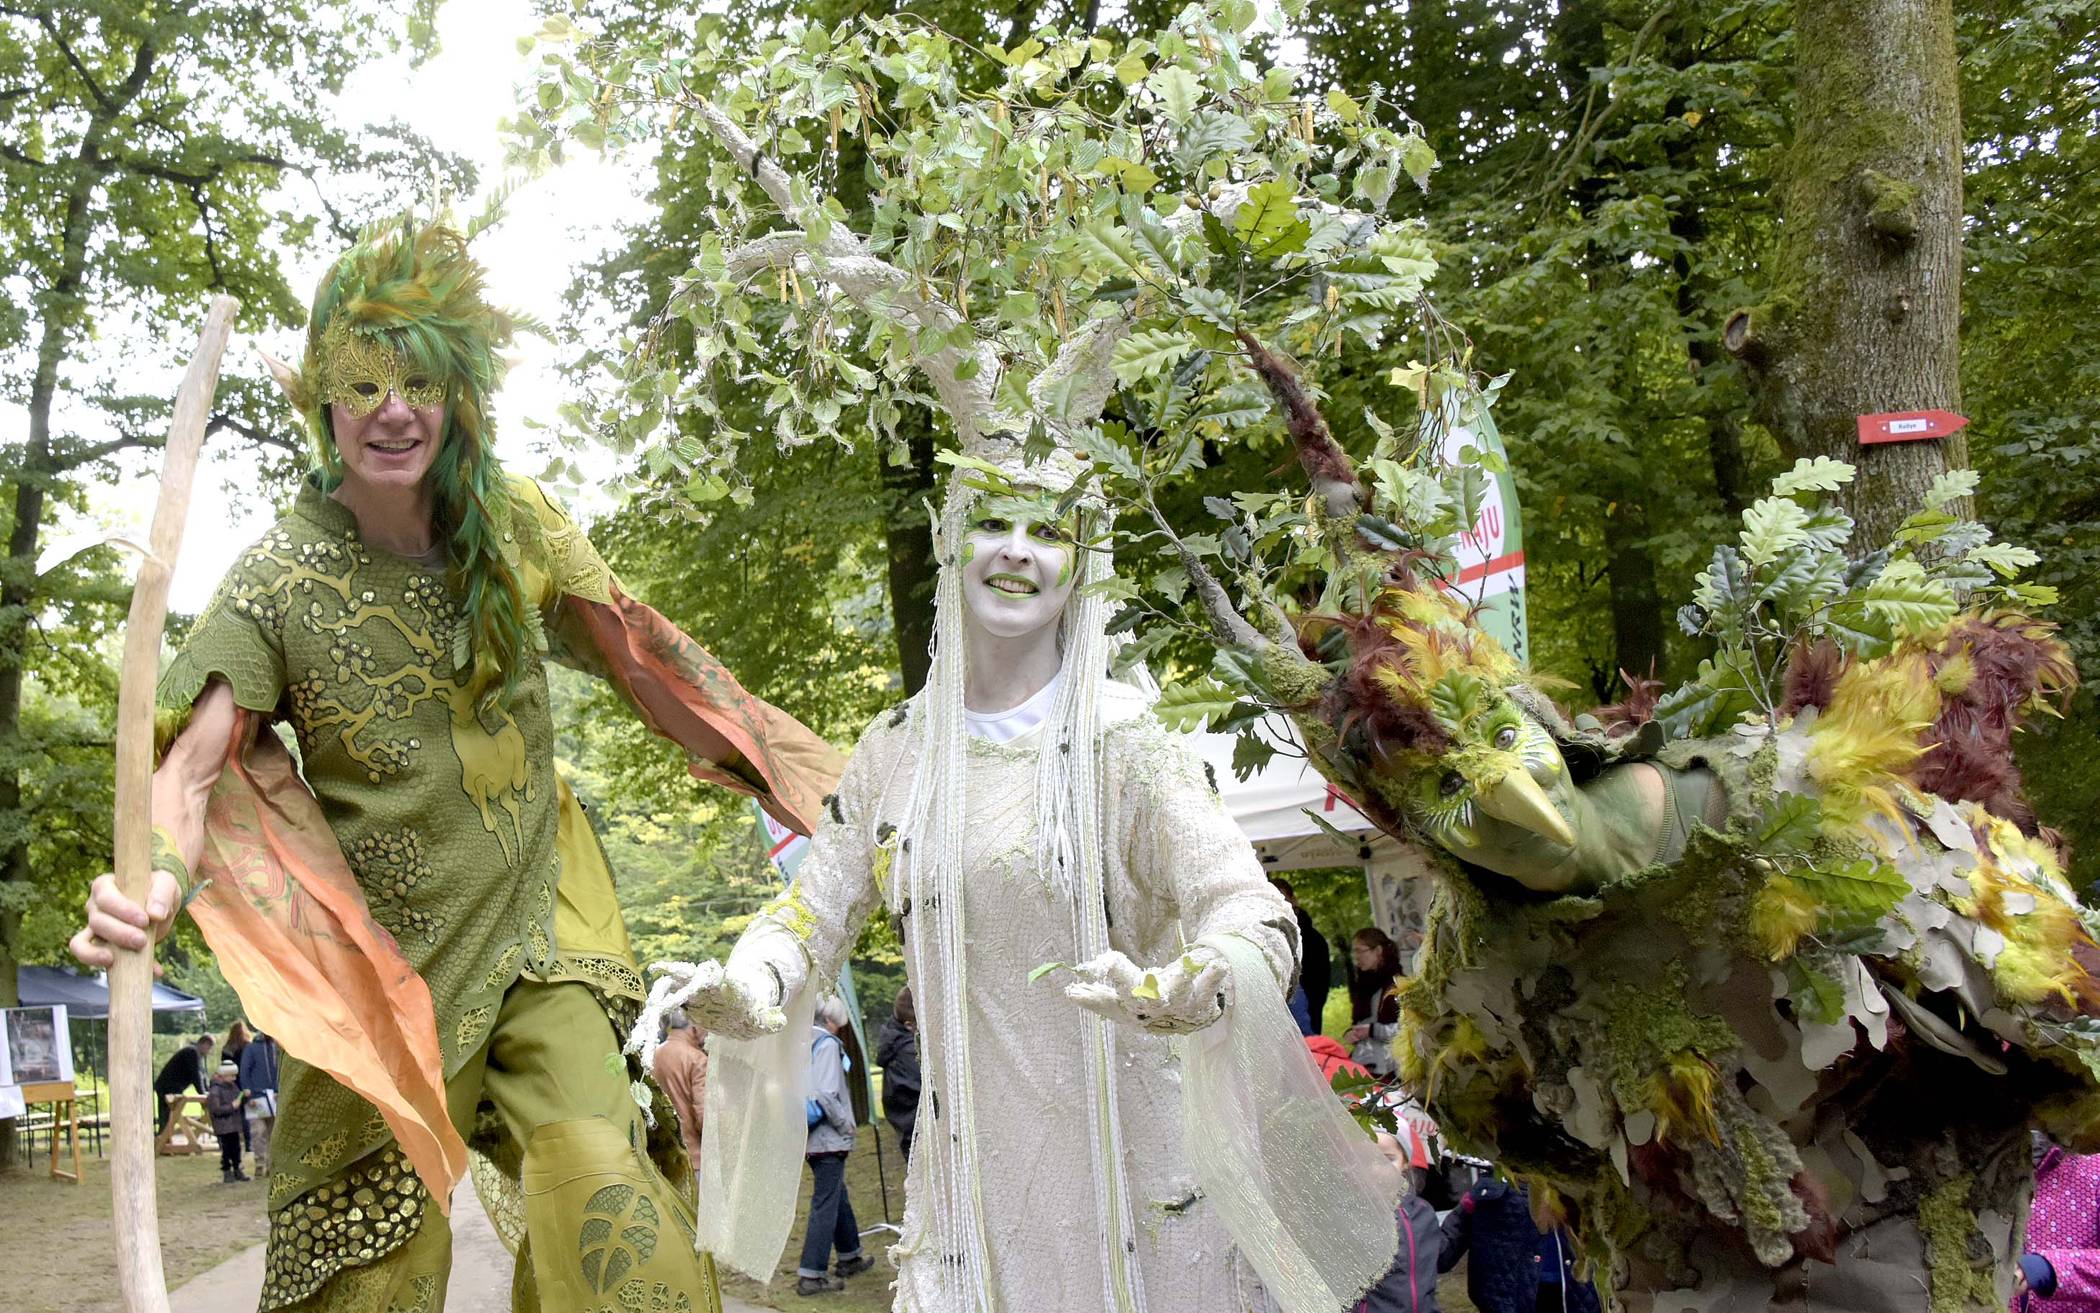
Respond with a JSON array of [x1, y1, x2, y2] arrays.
[[1727, 0, 1967, 550], [882, 416, 940, 695]]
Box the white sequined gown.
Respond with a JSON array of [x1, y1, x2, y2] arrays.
[[726, 683, 1299, 1312]]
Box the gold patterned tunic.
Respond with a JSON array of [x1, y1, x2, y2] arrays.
[[158, 475, 685, 1306]]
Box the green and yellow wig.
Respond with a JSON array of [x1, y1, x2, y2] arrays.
[[290, 214, 531, 711]]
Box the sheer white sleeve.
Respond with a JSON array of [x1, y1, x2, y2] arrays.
[[1116, 717, 1300, 989], [699, 713, 900, 1281]]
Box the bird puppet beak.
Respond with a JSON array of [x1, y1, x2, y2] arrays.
[[1478, 768, 1577, 849]]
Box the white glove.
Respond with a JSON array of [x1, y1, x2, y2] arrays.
[[1057, 947, 1230, 1035], [640, 959, 785, 1046]]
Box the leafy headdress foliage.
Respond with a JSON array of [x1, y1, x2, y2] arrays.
[[291, 214, 532, 709]]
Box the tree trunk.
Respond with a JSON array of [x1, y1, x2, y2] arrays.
[[1726, 0, 1966, 550], [881, 417, 941, 695], [1606, 507, 1666, 696], [0, 25, 146, 1168]]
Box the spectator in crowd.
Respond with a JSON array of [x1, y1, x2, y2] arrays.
[[1272, 878, 1332, 1036], [1437, 1176, 1600, 1313], [2017, 1131, 2100, 1310], [1355, 1131, 1442, 1313], [151, 1034, 213, 1132], [800, 996, 873, 1295], [238, 1028, 281, 1176], [206, 1059, 249, 1183], [652, 1010, 709, 1176], [1345, 928, 1403, 1076], [222, 1019, 250, 1066], [876, 986, 921, 1161], [222, 1020, 251, 1151]]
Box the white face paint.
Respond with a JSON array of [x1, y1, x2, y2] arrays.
[[959, 500, 1080, 640]]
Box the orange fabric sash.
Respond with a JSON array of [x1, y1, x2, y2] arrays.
[[561, 584, 844, 837], [188, 712, 467, 1211]]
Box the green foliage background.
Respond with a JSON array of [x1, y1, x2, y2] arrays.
[[3, 2, 2097, 1064]]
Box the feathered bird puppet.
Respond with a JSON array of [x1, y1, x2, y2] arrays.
[[1174, 339, 2099, 1312]]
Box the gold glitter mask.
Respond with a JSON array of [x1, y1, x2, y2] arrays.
[[316, 319, 449, 419]]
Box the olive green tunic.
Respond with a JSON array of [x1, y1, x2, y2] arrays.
[[159, 475, 651, 1308]]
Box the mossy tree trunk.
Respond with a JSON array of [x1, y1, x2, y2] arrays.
[[1726, 0, 1968, 551]]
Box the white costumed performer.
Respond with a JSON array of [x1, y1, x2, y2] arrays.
[[632, 438, 1399, 1313]]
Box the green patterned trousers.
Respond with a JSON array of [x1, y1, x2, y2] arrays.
[[284, 980, 717, 1313]]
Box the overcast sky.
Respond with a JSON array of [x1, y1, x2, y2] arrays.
[[77, 0, 654, 611]]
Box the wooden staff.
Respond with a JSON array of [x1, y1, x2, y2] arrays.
[[109, 294, 239, 1313]]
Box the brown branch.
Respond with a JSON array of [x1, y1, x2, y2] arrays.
[[4, 4, 114, 113], [1536, 3, 1678, 203], [205, 412, 301, 454], [1232, 329, 1364, 520]]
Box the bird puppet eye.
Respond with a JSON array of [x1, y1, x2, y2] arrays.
[[1439, 771, 1465, 798], [1494, 724, 1518, 749]]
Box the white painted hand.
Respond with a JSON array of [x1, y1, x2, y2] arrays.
[[1058, 947, 1230, 1035], [675, 960, 786, 1041]]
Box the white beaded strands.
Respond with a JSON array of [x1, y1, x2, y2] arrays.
[[889, 456, 1149, 1313]]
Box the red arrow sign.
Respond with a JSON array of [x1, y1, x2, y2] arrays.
[[1857, 409, 1968, 445]]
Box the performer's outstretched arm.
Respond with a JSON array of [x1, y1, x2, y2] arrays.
[[71, 679, 239, 968]]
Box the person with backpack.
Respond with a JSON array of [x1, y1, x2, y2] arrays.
[[800, 996, 873, 1295]]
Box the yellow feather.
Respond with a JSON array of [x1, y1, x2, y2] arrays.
[[1646, 1051, 1722, 1146], [1806, 653, 1941, 835], [1749, 874, 1819, 962]]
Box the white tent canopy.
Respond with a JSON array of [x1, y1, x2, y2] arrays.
[[1188, 719, 1434, 937]]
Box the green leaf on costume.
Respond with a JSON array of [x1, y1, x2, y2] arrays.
[[1770, 456, 1855, 499], [1111, 327, 1197, 383], [1027, 961, 1067, 983], [1793, 860, 1908, 934], [1153, 678, 1239, 732], [1756, 793, 1823, 852], [1859, 571, 1959, 635], [1924, 468, 1981, 511], [1150, 65, 1201, 125], [1784, 958, 1847, 1026], [1231, 731, 1277, 781], [1740, 496, 1812, 568], [1427, 672, 1491, 734]]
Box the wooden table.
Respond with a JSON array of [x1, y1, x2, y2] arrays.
[[156, 1091, 215, 1158], [21, 1080, 83, 1183]]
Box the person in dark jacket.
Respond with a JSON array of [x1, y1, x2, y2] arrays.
[[151, 1034, 213, 1132], [238, 1030, 281, 1175], [1272, 878, 1332, 1035], [874, 987, 921, 1160], [1355, 1131, 1442, 1313], [205, 1059, 249, 1182], [1437, 1177, 1601, 1313]]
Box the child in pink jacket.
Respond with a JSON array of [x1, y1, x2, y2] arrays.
[[2018, 1138, 2100, 1311]]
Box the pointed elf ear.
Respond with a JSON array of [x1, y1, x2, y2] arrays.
[[257, 348, 307, 410]]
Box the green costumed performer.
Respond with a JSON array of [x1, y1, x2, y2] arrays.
[[73, 215, 845, 1313], [1168, 340, 2100, 1312]]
